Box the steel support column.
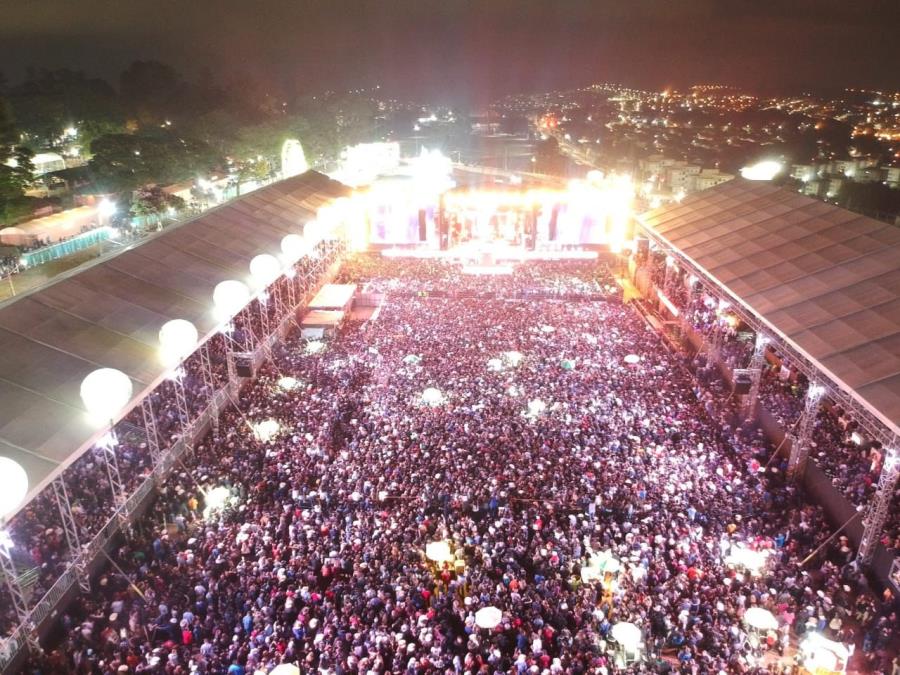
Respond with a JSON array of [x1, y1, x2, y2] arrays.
[[0, 531, 32, 626], [171, 370, 193, 452], [858, 450, 899, 564], [52, 479, 90, 593], [98, 431, 127, 513], [199, 343, 219, 434], [787, 385, 825, 481], [141, 397, 163, 468], [744, 333, 769, 422]]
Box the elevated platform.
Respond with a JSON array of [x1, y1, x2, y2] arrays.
[[308, 283, 357, 312], [300, 309, 345, 338]]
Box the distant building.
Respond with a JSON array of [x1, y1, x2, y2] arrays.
[[664, 162, 701, 191], [691, 169, 734, 192], [884, 166, 900, 188]]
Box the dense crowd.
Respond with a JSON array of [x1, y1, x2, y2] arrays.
[[0, 243, 341, 641], [640, 250, 900, 547], [15, 256, 898, 674], [336, 255, 618, 300]]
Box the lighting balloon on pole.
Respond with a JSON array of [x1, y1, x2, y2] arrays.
[[249, 254, 282, 288], [80, 368, 133, 425], [0, 457, 28, 519], [213, 280, 251, 321], [280, 234, 306, 263], [158, 319, 199, 367]]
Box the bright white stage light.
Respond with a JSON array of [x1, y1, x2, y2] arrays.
[[158, 319, 199, 366], [0, 456, 28, 519], [527, 399, 547, 416], [306, 340, 326, 354], [741, 160, 783, 181], [80, 368, 133, 424], [611, 622, 642, 650], [250, 254, 282, 287], [252, 419, 281, 443], [421, 387, 445, 406], [213, 280, 251, 320], [203, 485, 234, 518], [725, 544, 770, 574], [425, 540, 454, 563], [277, 376, 300, 391]]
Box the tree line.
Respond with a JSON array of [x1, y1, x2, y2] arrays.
[[0, 61, 380, 223]]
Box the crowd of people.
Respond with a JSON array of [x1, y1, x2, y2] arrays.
[[336, 256, 619, 300], [11, 255, 897, 674], [640, 249, 900, 554], [0, 242, 342, 642]]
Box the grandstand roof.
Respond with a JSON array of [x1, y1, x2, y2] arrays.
[[0, 170, 349, 510], [639, 178, 900, 439]]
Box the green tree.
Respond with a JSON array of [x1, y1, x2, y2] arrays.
[[119, 60, 180, 127], [89, 132, 220, 192], [7, 69, 124, 149], [0, 95, 35, 222], [129, 185, 186, 231]]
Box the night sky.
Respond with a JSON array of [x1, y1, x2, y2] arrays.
[[1, 0, 898, 104]]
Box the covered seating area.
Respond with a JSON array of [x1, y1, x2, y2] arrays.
[[632, 178, 900, 588]]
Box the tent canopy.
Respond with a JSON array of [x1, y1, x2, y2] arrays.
[[0, 171, 349, 511], [639, 179, 900, 437]]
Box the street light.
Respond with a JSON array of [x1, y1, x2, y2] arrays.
[[98, 199, 117, 218]]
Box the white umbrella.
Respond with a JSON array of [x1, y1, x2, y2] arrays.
[[475, 606, 503, 629], [611, 622, 641, 649], [743, 607, 778, 631], [269, 665, 300, 675], [624, 354, 640, 365]]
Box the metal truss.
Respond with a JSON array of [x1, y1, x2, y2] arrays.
[[786, 385, 825, 480], [638, 231, 899, 449], [141, 397, 162, 467], [199, 343, 219, 434], [858, 451, 899, 564], [51, 478, 90, 593], [171, 370, 193, 452], [98, 431, 127, 513], [0, 531, 32, 626], [744, 334, 769, 421]]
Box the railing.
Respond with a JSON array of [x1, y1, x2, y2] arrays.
[[0, 626, 28, 670], [0, 244, 346, 673], [20, 227, 112, 268]]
